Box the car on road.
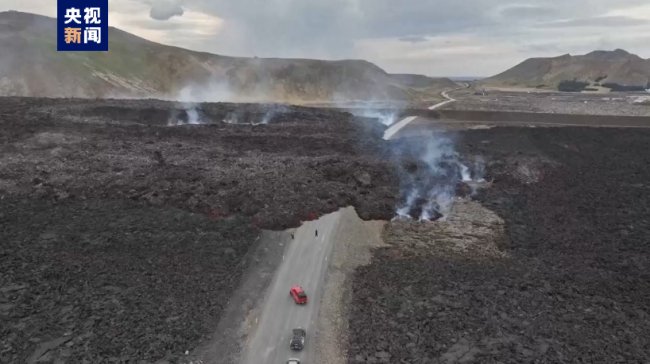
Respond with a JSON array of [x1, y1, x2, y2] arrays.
[[290, 328, 306, 350], [287, 359, 300, 364], [290, 286, 307, 304]]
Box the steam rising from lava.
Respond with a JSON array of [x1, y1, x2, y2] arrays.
[[167, 85, 206, 126], [356, 109, 397, 126], [223, 104, 289, 125], [393, 134, 485, 222]]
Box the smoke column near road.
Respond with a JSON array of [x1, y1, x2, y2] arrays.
[[340, 99, 486, 221], [355, 109, 397, 126], [392, 131, 485, 221]]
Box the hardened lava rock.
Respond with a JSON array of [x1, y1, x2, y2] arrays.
[[347, 126, 650, 364], [0, 97, 399, 364]]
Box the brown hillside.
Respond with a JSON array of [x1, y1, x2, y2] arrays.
[[481, 49, 650, 89], [0, 11, 438, 102]]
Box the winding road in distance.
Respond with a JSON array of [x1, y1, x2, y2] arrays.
[[383, 83, 468, 140]]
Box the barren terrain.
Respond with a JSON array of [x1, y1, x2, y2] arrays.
[[442, 88, 650, 116], [347, 127, 650, 363], [479, 49, 650, 89], [3, 95, 650, 364], [0, 97, 398, 364]]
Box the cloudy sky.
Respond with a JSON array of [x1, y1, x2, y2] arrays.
[[3, 0, 650, 76]]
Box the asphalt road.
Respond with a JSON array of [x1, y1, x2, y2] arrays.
[[384, 83, 467, 140], [240, 211, 342, 364], [427, 88, 458, 110]]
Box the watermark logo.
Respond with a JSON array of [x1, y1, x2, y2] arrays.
[[57, 0, 108, 51]]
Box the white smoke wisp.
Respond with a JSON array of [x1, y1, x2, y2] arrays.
[[422, 184, 455, 220], [474, 156, 486, 183], [167, 110, 179, 126], [258, 104, 290, 125], [422, 136, 455, 171], [353, 109, 397, 126], [393, 133, 487, 222], [167, 78, 237, 126], [224, 110, 241, 124], [177, 85, 204, 125], [223, 104, 291, 125], [186, 108, 201, 124], [462, 156, 488, 197], [179, 80, 234, 103], [328, 90, 402, 127], [418, 136, 459, 219], [395, 185, 419, 219], [461, 164, 471, 182]]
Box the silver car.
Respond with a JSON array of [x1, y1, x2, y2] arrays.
[[287, 359, 300, 364]]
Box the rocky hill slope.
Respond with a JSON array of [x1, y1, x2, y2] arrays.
[[481, 49, 650, 89], [0, 11, 454, 102]]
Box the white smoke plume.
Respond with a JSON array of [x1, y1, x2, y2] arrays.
[[177, 85, 203, 125], [394, 177, 419, 219], [461, 164, 471, 182], [223, 109, 241, 124], [167, 79, 235, 126], [392, 132, 486, 222], [351, 109, 397, 126], [223, 103, 290, 125], [473, 156, 486, 182], [260, 104, 289, 124], [328, 86, 487, 222]]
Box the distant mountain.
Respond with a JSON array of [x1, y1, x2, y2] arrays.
[[481, 49, 650, 90], [0, 11, 451, 102]]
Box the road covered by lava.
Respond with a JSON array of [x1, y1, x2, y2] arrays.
[[3, 95, 650, 364], [0, 97, 400, 364]]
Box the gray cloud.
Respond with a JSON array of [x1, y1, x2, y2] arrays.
[[516, 43, 565, 54], [117, 0, 650, 75], [6, 0, 650, 76], [497, 4, 560, 20], [170, 0, 650, 53], [148, 0, 184, 20], [536, 16, 648, 28], [399, 36, 427, 43]]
